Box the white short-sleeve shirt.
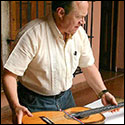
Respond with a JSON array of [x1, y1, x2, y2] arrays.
[[4, 14, 95, 96]]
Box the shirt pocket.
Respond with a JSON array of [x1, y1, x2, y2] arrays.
[[72, 51, 81, 74]]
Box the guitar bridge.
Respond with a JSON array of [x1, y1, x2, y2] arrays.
[[39, 116, 55, 124]]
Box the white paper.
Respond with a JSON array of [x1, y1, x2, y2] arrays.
[[85, 99, 124, 124]]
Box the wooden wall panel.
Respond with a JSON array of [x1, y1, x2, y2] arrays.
[[10, 1, 51, 41], [38, 1, 44, 18]]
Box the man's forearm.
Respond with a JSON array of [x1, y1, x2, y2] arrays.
[[82, 64, 107, 96], [2, 70, 20, 111]]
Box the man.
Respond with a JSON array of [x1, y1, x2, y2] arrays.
[[3, 1, 118, 124]]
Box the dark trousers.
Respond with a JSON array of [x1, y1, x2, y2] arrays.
[[17, 83, 76, 113]]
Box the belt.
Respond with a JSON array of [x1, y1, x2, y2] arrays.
[[48, 91, 65, 99]]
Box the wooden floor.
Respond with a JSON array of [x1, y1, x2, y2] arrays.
[[1, 71, 124, 124]]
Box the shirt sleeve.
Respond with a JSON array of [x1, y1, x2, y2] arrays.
[[78, 28, 95, 68], [4, 30, 38, 76]]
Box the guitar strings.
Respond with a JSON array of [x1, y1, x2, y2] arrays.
[[60, 109, 85, 124], [56, 103, 85, 124]]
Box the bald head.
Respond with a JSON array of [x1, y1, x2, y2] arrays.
[[72, 1, 89, 15], [52, 1, 89, 15]]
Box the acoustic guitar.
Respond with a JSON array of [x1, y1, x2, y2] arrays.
[[23, 102, 124, 124]]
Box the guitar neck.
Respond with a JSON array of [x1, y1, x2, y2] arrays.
[[72, 102, 124, 119]]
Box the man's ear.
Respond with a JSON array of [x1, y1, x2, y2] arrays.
[[56, 7, 65, 20]]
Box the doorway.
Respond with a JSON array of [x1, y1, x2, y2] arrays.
[[99, 1, 118, 72]]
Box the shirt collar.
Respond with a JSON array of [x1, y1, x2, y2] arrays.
[[47, 14, 64, 39]]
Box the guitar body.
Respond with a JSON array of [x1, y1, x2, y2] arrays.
[[23, 107, 105, 124]]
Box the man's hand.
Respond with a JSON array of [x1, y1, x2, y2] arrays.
[[101, 92, 120, 112], [12, 105, 33, 124]]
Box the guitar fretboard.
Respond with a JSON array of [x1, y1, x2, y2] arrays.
[[71, 102, 124, 119]]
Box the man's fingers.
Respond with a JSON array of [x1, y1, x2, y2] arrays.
[[111, 97, 118, 105], [17, 110, 24, 124], [17, 107, 33, 124], [24, 108, 33, 117]]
